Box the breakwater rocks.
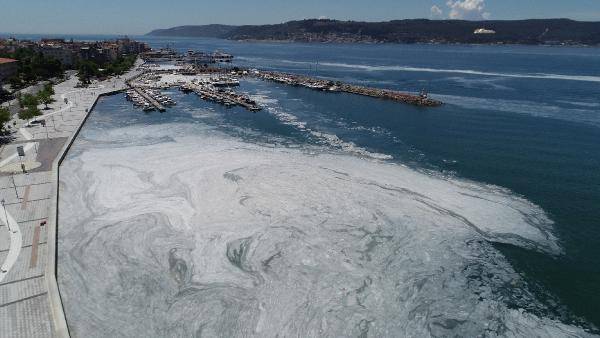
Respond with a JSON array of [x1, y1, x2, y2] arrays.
[[253, 70, 443, 107]]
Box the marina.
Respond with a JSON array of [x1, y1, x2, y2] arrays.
[[132, 46, 444, 110], [126, 63, 441, 113], [130, 64, 260, 111], [141, 47, 234, 64]]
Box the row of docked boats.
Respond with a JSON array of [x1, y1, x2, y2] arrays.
[[180, 81, 261, 112], [253, 71, 339, 91], [125, 88, 176, 112], [144, 88, 176, 106]]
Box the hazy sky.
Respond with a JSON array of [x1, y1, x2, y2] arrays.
[[1, 0, 599, 35]]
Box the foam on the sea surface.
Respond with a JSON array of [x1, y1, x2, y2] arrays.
[[251, 92, 393, 160], [238, 56, 600, 83], [58, 121, 597, 337], [318, 61, 600, 83], [435, 93, 600, 127]]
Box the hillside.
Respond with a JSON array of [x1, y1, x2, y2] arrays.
[[148, 24, 236, 38], [147, 19, 600, 45]]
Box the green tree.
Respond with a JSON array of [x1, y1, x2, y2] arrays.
[[43, 83, 55, 96], [77, 60, 100, 84], [18, 105, 41, 120], [38, 91, 55, 109], [18, 93, 39, 109], [0, 107, 11, 131]]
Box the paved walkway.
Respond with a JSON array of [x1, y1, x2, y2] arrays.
[[0, 62, 143, 338]]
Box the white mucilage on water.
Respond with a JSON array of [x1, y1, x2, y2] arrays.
[[59, 123, 592, 337]]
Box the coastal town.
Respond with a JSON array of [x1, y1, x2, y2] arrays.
[[0, 37, 148, 68]]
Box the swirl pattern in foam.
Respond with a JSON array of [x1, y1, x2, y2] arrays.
[[58, 123, 593, 337]]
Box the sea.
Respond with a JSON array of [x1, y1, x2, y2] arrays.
[[21, 34, 597, 336]]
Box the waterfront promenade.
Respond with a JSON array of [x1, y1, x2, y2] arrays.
[[0, 62, 142, 337]]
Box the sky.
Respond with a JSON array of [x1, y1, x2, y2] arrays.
[[1, 0, 599, 35]]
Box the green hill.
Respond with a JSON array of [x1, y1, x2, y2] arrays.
[[147, 19, 600, 45]]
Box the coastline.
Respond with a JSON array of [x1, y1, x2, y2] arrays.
[[49, 70, 141, 336], [0, 60, 142, 337], [47, 89, 124, 337], [145, 34, 600, 48]]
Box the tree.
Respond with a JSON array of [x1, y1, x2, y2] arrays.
[[18, 105, 41, 120], [37, 84, 56, 109], [18, 93, 39, 109], [0, 107, 11, 132], [77, 60, 100, 84], [38, 91, 55, 109], [43, 83, 55, 96], [7, 76, 22, 90]]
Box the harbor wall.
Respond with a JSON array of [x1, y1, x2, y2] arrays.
[[46, 89, 125, 337]]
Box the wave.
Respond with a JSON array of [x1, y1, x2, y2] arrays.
[[437, 93, 600, 127], [318, 61, 600, 83], [250, 92, 393, 160], [555, 100, 600, 108], [237, 56, 600, 83], [441, 76, 514, 91]]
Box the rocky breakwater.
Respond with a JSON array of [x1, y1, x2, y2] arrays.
[[253, 70, 443, 107]]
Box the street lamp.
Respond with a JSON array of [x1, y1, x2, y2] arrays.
[[11, 175, 19, 200]]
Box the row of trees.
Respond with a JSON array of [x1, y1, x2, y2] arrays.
[[0, 82, 56, 133], [77, 55, 137, 84], [2, 46, 139, 89], [1, 48, 64, 90]]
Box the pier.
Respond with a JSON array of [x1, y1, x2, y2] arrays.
[[189, 84, 261, 112], [253, 71, 442, 107], [132, 87, 166, 112]]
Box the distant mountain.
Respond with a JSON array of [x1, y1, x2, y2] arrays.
[[147, 19, 600, 45], [147, 24, 237, 38]]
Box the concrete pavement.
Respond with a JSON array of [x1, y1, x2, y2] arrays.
[[0, 61, 143, 338]]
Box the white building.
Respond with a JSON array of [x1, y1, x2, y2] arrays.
[[474, 28, 496, 34]]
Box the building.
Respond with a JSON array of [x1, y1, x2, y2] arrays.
[[0, 58, 18, 83], [116, 38, 149, 55], [0, 39, 16, 54], [38, 44, 76, 67], [474, 28, 496, 34]]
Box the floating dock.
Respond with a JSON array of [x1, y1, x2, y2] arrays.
[[132, 87, 166, 111], [182, 83, 261, 112]]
